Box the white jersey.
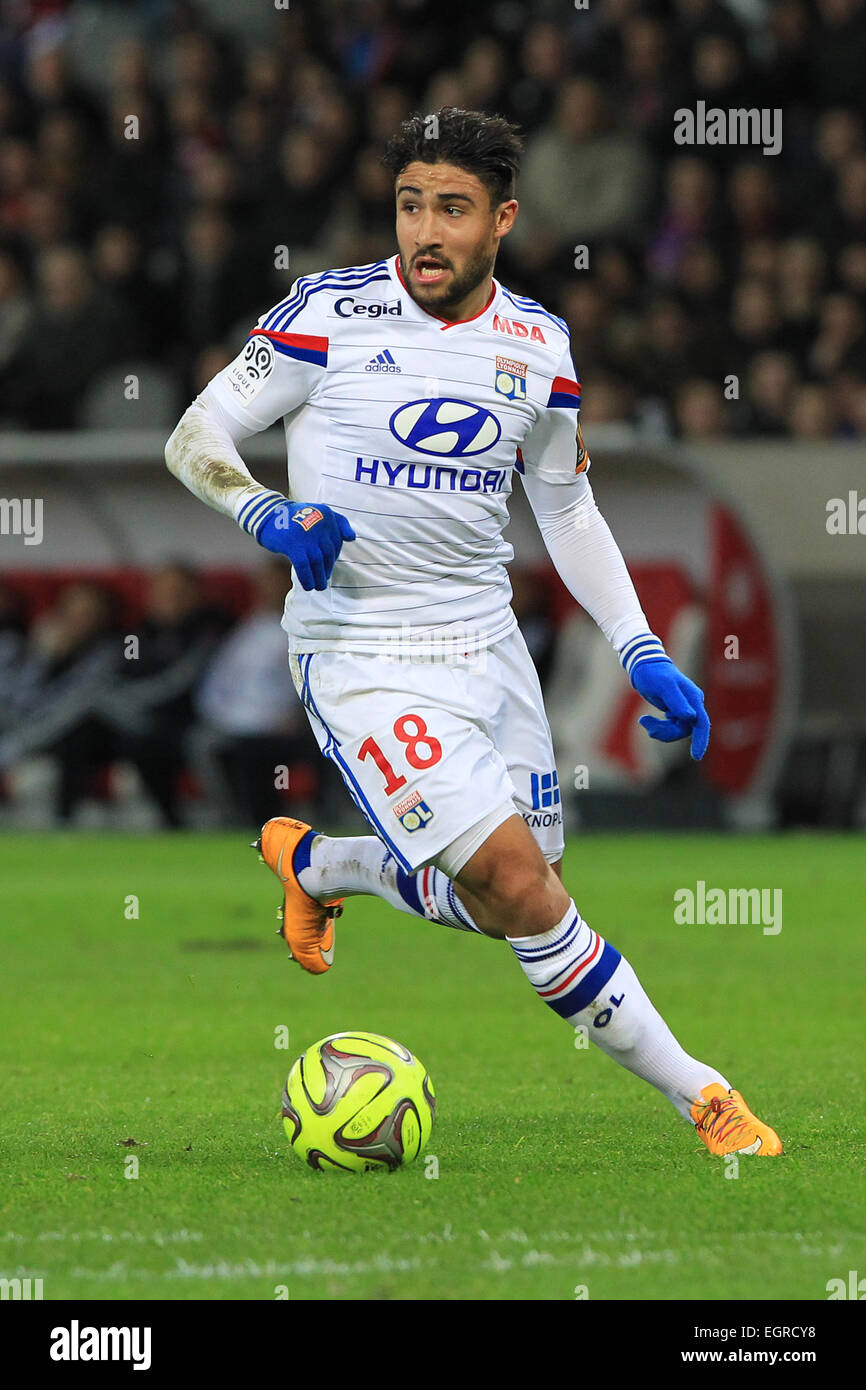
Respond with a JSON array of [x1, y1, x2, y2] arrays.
[[202, 254, 588, 657]]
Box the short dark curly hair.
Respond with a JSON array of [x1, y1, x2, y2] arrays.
[[381, 106, 523, 206]]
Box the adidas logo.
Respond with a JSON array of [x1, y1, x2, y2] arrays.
[[365, 350, 401, 373]]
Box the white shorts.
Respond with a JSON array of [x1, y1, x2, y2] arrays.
[[289, 627, 565, 875]]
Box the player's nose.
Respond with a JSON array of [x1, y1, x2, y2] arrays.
[[413, 213, 442, 248]]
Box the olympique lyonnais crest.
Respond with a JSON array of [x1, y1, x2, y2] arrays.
[[494, 355, 528, 401], [392, 788, 434, 832]]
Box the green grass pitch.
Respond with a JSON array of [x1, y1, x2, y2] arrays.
[[1, 830, 863, 1302]]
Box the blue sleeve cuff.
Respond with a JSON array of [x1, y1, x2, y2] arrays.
[[620, 633, 668, 679], [237, 490, 290, 540]]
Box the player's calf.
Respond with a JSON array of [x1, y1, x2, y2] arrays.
[[454, 818, 748, 1137]]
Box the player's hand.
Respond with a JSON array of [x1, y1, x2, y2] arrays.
[[257, 502, 356, 591], [629, 658, 710, 760]]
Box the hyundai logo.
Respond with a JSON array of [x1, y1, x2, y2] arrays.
[[389, 398, 502, 458]]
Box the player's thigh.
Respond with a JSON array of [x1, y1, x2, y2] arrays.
[[486, 630, 565, 866], [290, 650, 518, 874]]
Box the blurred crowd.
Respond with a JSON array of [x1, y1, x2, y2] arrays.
[[0, 0, 865, 437], [0, 562, 557, 827], [0, 561, 330, 826]]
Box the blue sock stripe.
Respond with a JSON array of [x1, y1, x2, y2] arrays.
[[535, 929, 598, 988], [544, 941, 622, 1020], [291, 827, 318, 879], [511, 911, 578, 953], [446, 878, 475, 930], [395, 867, 425, 917], [510, 913, 580, 959], [511, 926, 577, 962]]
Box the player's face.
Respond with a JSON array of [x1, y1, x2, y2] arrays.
[[395, 161, 517, 321]]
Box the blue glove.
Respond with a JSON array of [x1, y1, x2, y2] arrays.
[[629, 657, 711, 761], [254, 499, 355, 591]]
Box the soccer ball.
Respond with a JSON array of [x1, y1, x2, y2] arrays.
[[281, 1031, 436, 1172]]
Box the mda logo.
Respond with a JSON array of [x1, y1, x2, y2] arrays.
[[389, 398, 501, 457]]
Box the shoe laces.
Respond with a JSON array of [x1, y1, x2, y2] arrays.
[[695, 1092, 751, 1145]]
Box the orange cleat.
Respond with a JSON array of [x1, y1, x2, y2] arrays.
[[253, 818, 343, 975], [691, 1083, 784, 1157]]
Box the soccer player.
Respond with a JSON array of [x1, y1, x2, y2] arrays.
[[165, 107, 782, 1158]]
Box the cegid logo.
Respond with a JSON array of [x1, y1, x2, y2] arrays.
[[334, 297, 402, 318], [389, 399, 501, 457]]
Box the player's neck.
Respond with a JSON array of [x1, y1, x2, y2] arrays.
[[435, 277, 495, 324]]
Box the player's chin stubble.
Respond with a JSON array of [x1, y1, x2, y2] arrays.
[[406, 243, 496, 313]]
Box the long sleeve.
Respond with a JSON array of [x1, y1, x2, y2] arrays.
[[521, 469, 653, 659], [518, 336, 666, 673], [164, 279, 329, 538], [164, 393, 287, 537]]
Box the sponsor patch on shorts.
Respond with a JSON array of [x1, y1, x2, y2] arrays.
[[393, 789, 434, 832]]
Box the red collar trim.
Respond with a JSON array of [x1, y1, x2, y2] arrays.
[[394, 255, 496, 328]]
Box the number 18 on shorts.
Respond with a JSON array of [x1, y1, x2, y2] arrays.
[[290, 639, 563, 874]]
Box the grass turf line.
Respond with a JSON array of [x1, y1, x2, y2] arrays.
[[1, 831, 863, 1301]]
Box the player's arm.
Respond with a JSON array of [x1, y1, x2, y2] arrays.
[[164, 311, 354, 591], [519, 354, 709, 759]]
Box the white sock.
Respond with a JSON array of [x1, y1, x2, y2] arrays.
[[295, 832, 480, 932], [508, 904, 730, 1122]]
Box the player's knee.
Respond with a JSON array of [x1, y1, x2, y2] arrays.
[[472, 856, 558, 927], [454, 814, 569, 934]]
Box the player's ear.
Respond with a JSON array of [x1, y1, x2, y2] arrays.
[[495, 199, 518, 238]]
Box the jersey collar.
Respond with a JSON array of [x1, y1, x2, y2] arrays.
[[390, 253, 499, 330]]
